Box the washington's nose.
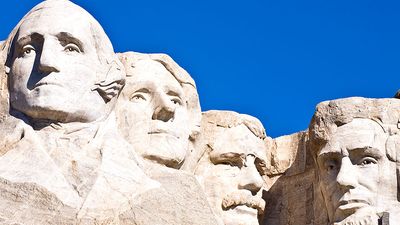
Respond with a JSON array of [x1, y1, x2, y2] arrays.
[[152, 94, 175, 122], [238, 157, 264, 195], [336, 157, 358, 190], [38, 40, 60, 73]]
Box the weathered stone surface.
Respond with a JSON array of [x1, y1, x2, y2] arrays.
[[2, 1, 400, 225], [309, 97, 400, 225], [195, 110, 268, 225], [0, 0, 159, 223], [115, 51, 201, 169]]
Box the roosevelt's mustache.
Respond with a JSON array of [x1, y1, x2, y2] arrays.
[[221, 191, 265, 215]]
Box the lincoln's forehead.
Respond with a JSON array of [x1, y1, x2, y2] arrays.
[[318, 118, 387, 156]]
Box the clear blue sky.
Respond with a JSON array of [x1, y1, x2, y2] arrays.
[[1, 0, 399, 137]]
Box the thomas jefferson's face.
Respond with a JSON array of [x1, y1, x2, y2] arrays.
[[316, 119, 398, 223], [196, 125, 266, 225], [117, 60, 190, 168], [9, 7, 105, 122]]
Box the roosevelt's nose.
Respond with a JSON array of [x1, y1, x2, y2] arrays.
[[336, 157, 358, 190], [152, 93, 175, 122], [38, 39, 60, 73], [238, 155, 264, 195]]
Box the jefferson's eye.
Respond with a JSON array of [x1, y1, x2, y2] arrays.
[[64, 43, 81, 53], [358, 157, 377, 166], [130, 94, 146, 102], [170, 97, 182, 105], [21, 45, 35, 56]]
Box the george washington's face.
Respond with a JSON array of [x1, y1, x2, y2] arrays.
[[316, 119, 398, 223], [8, 7, 106, 122]]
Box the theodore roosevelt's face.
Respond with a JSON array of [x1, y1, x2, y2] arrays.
[[196, 125, 267, 225]]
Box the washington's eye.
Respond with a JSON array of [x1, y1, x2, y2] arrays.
[[358, 157, 377, 166], [64, 43, 81, 53], [21, 45, 35, 56]]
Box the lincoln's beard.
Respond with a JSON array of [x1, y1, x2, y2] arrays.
[[333, 213, 379, 225]]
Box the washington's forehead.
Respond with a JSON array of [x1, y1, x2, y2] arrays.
[[17, 7, 93, 41]]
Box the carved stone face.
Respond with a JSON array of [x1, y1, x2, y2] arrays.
[[8, 6, 106, 122], [316, 118, 398, 223], [117, 59, 190, 168], [196, 125, 266, 225]]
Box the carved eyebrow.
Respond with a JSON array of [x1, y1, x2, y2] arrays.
[[133, 88, 150, 93], [317, 151, 341, 163], [166, 90, 182, 98], [16, 32, 42, 46], [347, 147, 384, 158], [56, 32, 84, 49]]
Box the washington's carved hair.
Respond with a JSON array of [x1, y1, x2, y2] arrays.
[[3, 0, 125, 103]]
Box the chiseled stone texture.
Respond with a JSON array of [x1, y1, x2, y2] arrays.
[[309, 97, 400, 225], [195, 110, 269, 225], [263, 130, 328, 225], [115, 51, 201, 169]]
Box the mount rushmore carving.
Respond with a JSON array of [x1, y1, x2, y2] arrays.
[[0, 1, 398, 225]]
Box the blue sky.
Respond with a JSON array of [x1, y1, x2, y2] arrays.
[[1, 0, 399, 137]]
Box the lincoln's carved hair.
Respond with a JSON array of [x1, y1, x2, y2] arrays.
[[308, 97, 400, 197], [3, 0, 125, 103]]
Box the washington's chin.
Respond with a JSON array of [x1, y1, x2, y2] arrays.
[[222, 206, 259, 225]]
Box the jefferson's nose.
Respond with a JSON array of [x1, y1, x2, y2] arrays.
[[238, 156, 264, 195], [336, 157, 358, 190], [38, 39, 60, 73], [152, 93, 175, 122]]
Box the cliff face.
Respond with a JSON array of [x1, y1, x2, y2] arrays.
[[0, 1, 399, 225]]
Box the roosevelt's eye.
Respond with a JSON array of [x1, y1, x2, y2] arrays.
[[358, 157, 377, 166], [64, 43, 81, 53], [21, 45, 35, 56]]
